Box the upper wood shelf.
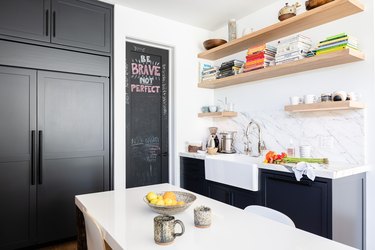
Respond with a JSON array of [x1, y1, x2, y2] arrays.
[[198, 0, 364, 60], [198, 111, 237, 118], [198, 49, 364, 89], [284, 101, 365, 112]]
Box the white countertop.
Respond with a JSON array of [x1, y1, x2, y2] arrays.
[[76, 184, 357, 250], [179, 152, 369, 179]]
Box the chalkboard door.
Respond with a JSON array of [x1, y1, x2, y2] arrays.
[[126, 42, 169, 188]]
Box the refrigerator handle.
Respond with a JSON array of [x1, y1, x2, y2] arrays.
[[38, 130, 43, 185]]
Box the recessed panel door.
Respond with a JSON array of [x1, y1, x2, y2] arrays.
[[0, 0, 50, 42], [0, 66, 37, 249], [36, 71, 109, 243]]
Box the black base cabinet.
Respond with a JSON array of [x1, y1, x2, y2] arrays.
[[180, 157, 260, 209], [180, 157, 207, 196], [260, 169, 365, 250]]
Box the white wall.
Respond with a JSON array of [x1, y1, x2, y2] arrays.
[[100, 1, 213, 189], [210, 1, 375, 249]]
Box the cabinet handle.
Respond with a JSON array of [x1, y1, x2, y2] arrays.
[[45, 10, 49, 36], [38, 131, 43, 184], [31, 130, 36, 185], [52, 11, 56, 37]]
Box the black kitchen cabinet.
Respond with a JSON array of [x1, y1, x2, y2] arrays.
[[0, 67, 110, 249], [261, 169, 365, 250], [180, 157, 207, 196], [0, 67, 37, 249], [0, 0, 50, 43], [0, 0, 111, 53], [51, 0, 111, 52], [207, 180, 260, 208]]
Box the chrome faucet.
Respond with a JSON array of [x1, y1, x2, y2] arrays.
[[245, 120, 267, 157]]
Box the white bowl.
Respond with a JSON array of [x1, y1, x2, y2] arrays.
[[209, 106, 217, 112]]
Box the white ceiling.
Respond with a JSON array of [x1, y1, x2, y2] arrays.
[[110, 0, 279, 31]]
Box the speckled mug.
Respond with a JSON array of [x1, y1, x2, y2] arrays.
[[154, 215, 185, 245], [194, 206, 212, 228]]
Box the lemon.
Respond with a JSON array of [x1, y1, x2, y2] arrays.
[[164, 198, 173, 206], [156, 199, 165, 206], [150, 199, 158, 205], [146, 192, 157, 202], [157, 195, 163, 200], [171, 200, 177, 206], [177, 201, 185, 206]]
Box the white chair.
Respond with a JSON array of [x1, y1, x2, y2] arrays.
[[244, 205, 295, 227], [82, 210, 106, 250]]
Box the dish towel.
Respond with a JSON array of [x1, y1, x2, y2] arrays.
[[292, 162, 318, 181]]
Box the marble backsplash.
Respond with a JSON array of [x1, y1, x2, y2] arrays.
[[212, 109, 365, 165]]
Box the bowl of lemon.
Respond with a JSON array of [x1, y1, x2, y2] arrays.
[[144, 191, 196, 215]]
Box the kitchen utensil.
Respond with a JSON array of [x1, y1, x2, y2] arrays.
[[304, 94, 317, 104], [194, 206, 212, 228], [203, 39, 227, 50], [207, 135, 216, 148], [201, 106, 209, 113], [299, 145, 312, 158], [219, 131, 236, 153], [154, 215, 185, 245], [278, 2, 301, 21], [207, 147, 218, 155], [321, 93, 332, 102], [305, 0, 334, 10], [290, 96, 302, 105], [144, 191, 196, 215], [332, 91, 347, 101], [209, 105, 217, 112]]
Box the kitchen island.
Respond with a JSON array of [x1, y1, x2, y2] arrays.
[[75, 183, 357, 250]]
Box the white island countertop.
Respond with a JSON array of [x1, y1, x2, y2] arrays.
[[76, 184, 357, 250], [179, 152, 369, 179]]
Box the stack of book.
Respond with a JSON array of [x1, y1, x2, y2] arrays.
[[275, 34, 312, 65], [315, 33, 358, 55], [217, 60, 244, 79], [199, 62, 218, 82], [243, 44, 276, 72], [201, 67, 218, 81]]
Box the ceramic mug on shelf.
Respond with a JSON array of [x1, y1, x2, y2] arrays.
[[304, 94, 317, 104], [209, 105, 218, 112], [290, 96, 302, 105], [154, 215, 185, 245]]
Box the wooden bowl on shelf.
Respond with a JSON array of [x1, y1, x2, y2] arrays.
[[203, 39, 227, 50]]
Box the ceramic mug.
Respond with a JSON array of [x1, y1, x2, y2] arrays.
[[304, 94, 317, 104], [201, 106, 209, 113], [332, 91, 347, 102], [194, 206, 212, 228], [154, 215, 185, 245], [290, 96, 302, 105], [209, 105, 218, 112]]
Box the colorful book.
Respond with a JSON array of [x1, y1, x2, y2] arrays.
[[315, 45, 355, 55]]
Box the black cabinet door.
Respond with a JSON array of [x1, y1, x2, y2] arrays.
[[36, 71, 109, 243], [180, 158, 207, 196], [261, 170, 332, 238], [232, 186, 260, 209], [51, 0, 111, 52], [0, 66, 37, 249], [0, 0, 50, 42], [207, 181, 232, 205]]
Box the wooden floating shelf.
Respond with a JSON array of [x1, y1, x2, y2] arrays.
[[198, 111, 237, 118], [284, 101, 365, 112], [198, 0, 364, 60], [198, 49, 364, 89]]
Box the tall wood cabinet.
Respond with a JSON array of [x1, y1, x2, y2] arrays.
[[0, 0, 113, 249]]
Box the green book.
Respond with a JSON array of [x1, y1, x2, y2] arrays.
[[319, 33, 348, 43], [316, 45, 356, 55]]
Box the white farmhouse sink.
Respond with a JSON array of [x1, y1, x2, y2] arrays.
[[205, 154, 262, 191]]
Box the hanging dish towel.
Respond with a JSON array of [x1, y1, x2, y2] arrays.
[[292, 162, 318, 181]]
